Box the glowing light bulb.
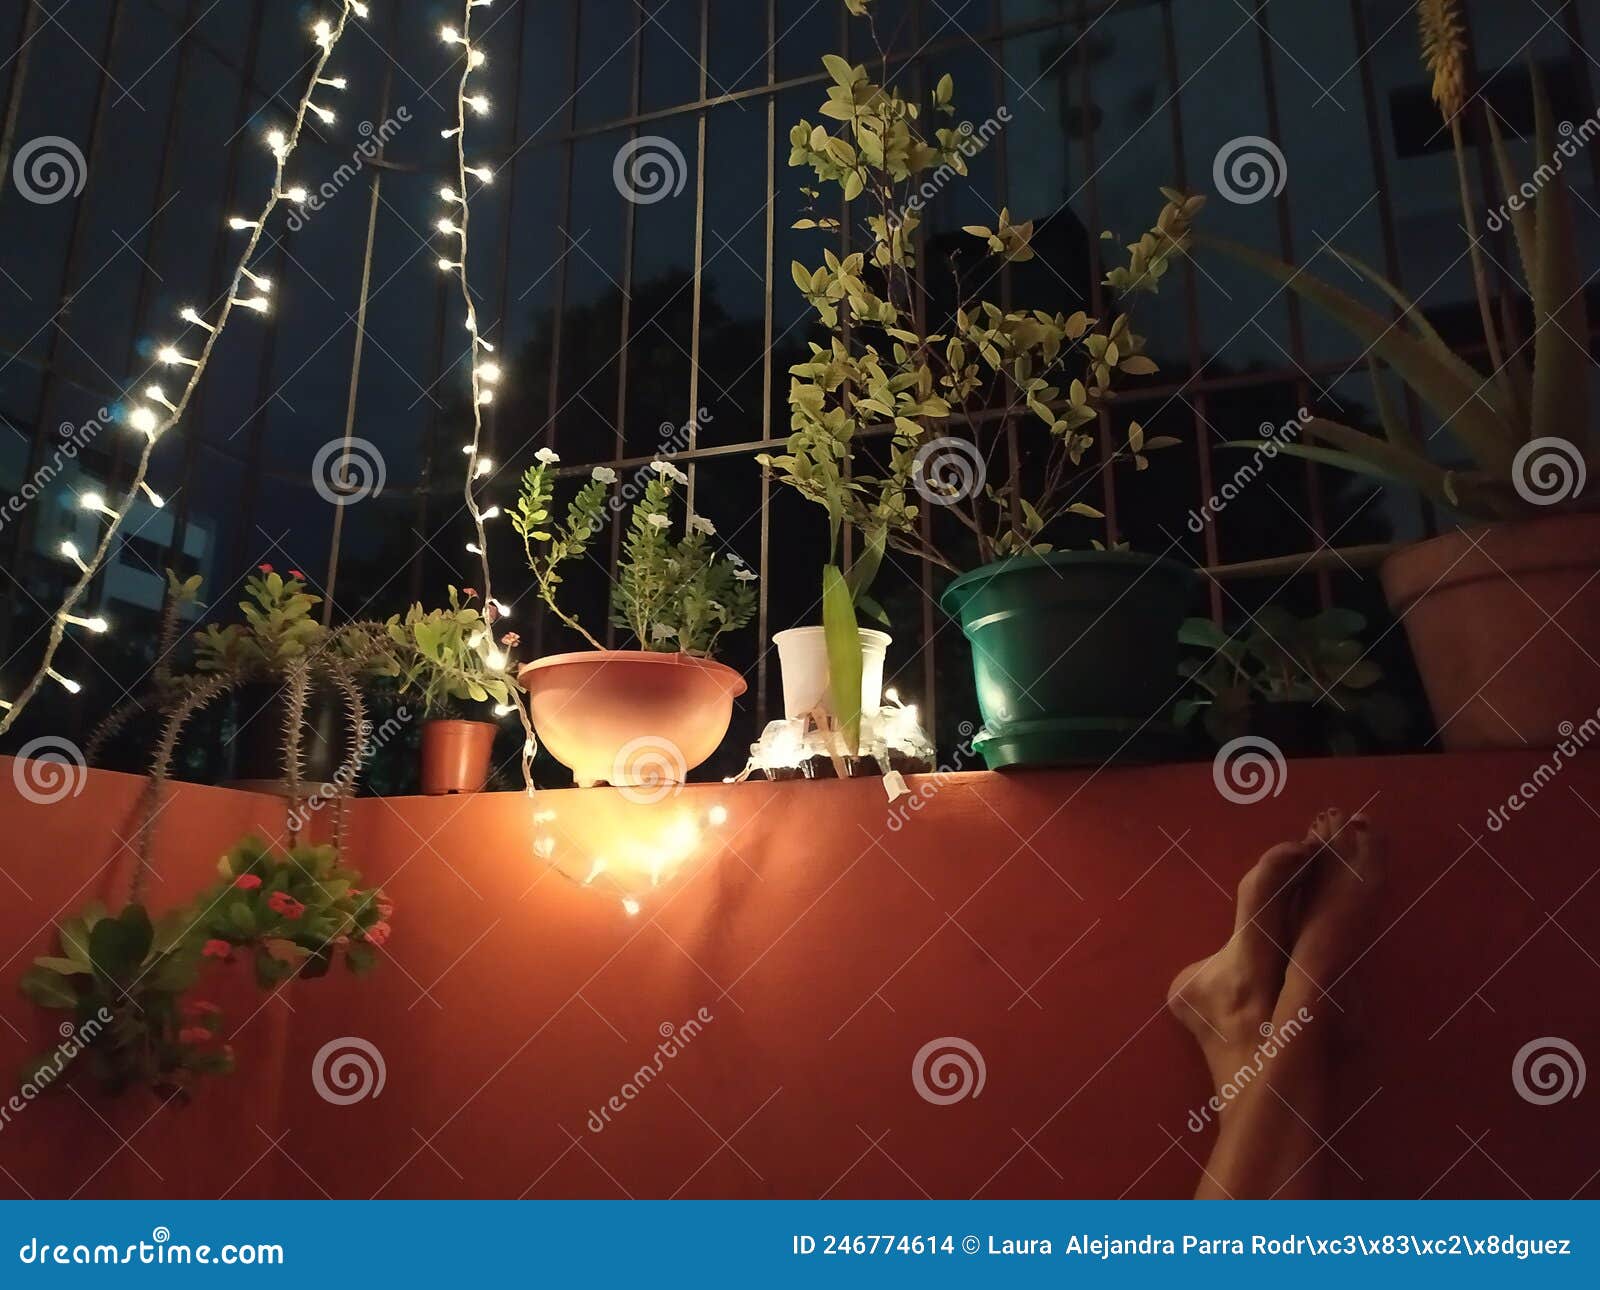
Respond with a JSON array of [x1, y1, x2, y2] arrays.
[[441, 24, 462, 43], [621, 898, 640, 917], [493, 703, 515, 717], [47, 669, 81, 695], [476, 389, 494, 406], [79, 492, 106, 513], [127, 406, 159, 436], [309, 104, 335, 125], [708, 804, 729, 827], [483, 647, 507, 670], [138, 481, 165, 508], [241, 268, 273, 291], [266, 129, 287, 154], [478, 362, 501, 383], [465, 542, 483, 556], [228, 217, 259, 230], [313, 19, 332, 44], [320, 76, 348, 90], [179, 306, 214, 331], [437, 217, 462, 236], [440, 186, 463, 203], [479, 505, 501, 520], [438, 258, 458, 272], [283, 185, 309, 203], [465, 165, 494, 184], [466, 95, 490, 115], [232, 295, 271, 314], [885, 687, 901, 706], [65, 614, 108, 633], [475, 457, 493, 477], [467, 49, 486, 68]]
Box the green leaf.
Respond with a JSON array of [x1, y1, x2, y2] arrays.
[[1530, 66, 1591, 453], [345, 942, 379, 977], [32, 956, 91, 976], [1201, 233, 1516, 474], [822, 564, 864, 755], [822, 53, 856, 87], [87, 906, 153, 983], [20, 966, 78, 1009], [1484, 111, 1536, 293]]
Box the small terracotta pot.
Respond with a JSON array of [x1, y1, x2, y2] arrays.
[[419, 719, 497, 795], [1380, 512, 1600, 750], [518, 650, 746, 788]]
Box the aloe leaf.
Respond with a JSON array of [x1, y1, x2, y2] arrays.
[[1222, 437, 1450, 508], [821, 564, 863, 754], [1299, 417, 1453, 491], [1368, 359, 1422, 456], [1531, 66, 1592, 453], [1485, 111, 1537, 290], [1201, 233, 1517, 474]]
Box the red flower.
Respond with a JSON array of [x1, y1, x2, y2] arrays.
[[288, 569, 305, 581], [178, 1026, 211, 1045], [182, 1000, 220, 1019], [267, 891, 305, 919], [376, 898, 394, 919], [202, 939, 231, 959], [257, 563, 274, 574], [501, 632, 520, 649], [233, 874, 262, 890], [364, 921, 391, 948], [462, 587, 479, 600]]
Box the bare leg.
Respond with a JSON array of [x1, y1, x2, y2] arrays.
[[1168, 810, 1385, 1199]]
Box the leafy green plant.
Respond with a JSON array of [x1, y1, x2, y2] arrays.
[[193, 835, 390, 986], [1175, 608, 1409, 751], [386, 586, 513, 718], [19, 902, 231, 1096], [194, 565, 326, 673], [760, 0, 1197, 577], [1208, 45, 1592, 522], [515, 452, 757, 657], [17, 837, 390, 1097]]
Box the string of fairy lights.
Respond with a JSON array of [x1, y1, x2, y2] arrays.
[[438, 0, 541, 789], [0, 1, 371, 732]]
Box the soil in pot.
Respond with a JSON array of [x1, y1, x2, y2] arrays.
[[941, 551, 1196, 769], [519, 650, 746, 788], [1380, 512, 1600, 750], [420, 718, 498, 795]]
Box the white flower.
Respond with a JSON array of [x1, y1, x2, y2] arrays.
[[689, 515, 716, 536], [590, 465, 617, 484], [650, 458, 689, 485], [650, 623, 677, 642], [733, 567, 758, 582], [644, 512, 671, 529], [535, 447, 560, 465]]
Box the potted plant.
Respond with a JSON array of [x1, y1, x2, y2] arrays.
[[761, 0, 1199, 767], [1175, 608, 1410, 756], [193, 565, 344, 784], [513, 453, 757, 788], [16, 836, 388, 1100], [1197, 5, 1598, 749], [387, 587, 513, 795]]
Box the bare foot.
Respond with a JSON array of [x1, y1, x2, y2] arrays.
[[1167, 837, 1317, 1079], [1280, 808, 1386, 1014]]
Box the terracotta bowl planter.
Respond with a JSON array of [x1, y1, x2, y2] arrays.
[[419, 718, 497, 795], [1380, 512, 1600, 750], [518, 650, 747, 788]]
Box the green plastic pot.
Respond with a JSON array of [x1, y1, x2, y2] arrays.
[[941, 550, 1197, 769]]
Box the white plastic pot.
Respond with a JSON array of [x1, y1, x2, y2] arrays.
[[772, 627, 892, 722]]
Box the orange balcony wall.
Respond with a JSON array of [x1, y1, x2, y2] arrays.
[[1, 753, 1596, 1199]]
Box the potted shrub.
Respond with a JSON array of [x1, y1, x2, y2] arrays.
[[1175, 608, 1410, 756], [387, 587, 513, 795], [761, 1, 1199, 768], [193, 565, 347, 785], [513, 453, 756, 788], [1199, 7, 1598, 749]]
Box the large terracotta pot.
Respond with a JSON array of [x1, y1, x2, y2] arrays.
[[518, 650, 746, 788], [1380, 512, 1600, 750], [419, 719, 497, 795]]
